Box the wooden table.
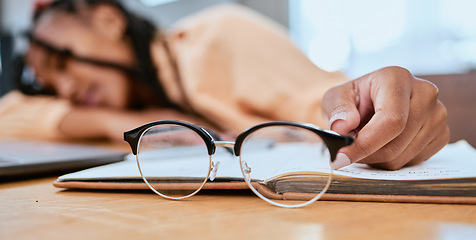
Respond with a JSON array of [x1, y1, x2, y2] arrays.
[[1, 176, 476, 240], [1, 73, 475, 240]]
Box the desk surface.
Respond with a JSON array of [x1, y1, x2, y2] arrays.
[[1, 176, 476, 240]]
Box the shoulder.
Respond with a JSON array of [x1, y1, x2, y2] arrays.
[[168, 3, 288, 40]]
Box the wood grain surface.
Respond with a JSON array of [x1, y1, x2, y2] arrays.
[[1, 176, 476, 240], [1, 73, 475, 240]]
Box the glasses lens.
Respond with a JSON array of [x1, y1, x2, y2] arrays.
[[136, 124, 211, 199], [239, 125, 332, 207]]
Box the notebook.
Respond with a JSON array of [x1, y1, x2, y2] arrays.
[[0, 140, 126, 178], [53, 141, 476, 204]]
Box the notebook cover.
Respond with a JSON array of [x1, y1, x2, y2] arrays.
[[53, 180, 476, 204], [53, 141, 476, 204]]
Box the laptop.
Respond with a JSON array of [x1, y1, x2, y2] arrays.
[[0, 140, 126, 178]]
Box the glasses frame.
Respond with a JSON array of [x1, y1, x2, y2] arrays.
[[26, 32, 141, 76], [124, 120, 353, 207]]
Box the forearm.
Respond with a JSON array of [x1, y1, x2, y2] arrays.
[[58, 108, 111, 140], [0, 91, 72, 141], [58, 107, 207, 142]]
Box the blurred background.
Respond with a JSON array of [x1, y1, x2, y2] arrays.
[[1, 0, 475, 144], [2, 0, 476, 93]]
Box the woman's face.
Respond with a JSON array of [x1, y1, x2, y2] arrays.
[[26, 7, 138, 109]]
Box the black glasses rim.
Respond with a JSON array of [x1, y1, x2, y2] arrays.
[[234, 121, 353, 157], [24, 31, 141, 76], [123, 120, 353, 160], [123, 120, 215, 156]]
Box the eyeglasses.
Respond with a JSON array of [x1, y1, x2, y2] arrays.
[[26, 32, 140, 76], [14, 32, 142, 95], [124, 120, 353, 208]]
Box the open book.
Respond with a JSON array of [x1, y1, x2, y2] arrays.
[[54, 141, 476, 204]]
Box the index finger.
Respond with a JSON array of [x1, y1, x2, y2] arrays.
[[339, 67, 413, 165]]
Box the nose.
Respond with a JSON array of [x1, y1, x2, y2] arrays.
[[52, 74, 77, 99]]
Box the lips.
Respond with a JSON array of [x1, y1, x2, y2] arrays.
[[81, 86, 100, 107]]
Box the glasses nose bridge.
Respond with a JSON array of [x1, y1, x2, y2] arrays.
[[214, 141, 235, 148], [213, 141, 236, 155]]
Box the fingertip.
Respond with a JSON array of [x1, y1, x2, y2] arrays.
[[328, 109, 360, 135], [328, 112, 347, 130], [333, 153, 352, 170], [329, 119, 348, 134]]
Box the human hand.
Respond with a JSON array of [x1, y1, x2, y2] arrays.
[[322, 66, 450, 170]]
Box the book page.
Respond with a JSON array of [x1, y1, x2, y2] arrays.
[[335, 140, 476, 180], [58, 142, 331, 181], [58, 140, 476, 182], [57, 147, 244, 181]]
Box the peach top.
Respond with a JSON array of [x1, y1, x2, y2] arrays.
[[0, 4, 347, 140]]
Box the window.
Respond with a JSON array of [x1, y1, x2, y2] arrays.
[[289, 0, 476, 77]]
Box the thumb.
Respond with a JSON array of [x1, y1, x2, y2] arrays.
[[322, 82, 361, 135]]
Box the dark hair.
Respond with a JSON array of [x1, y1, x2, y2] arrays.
[[31, 0, 173, 107]]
